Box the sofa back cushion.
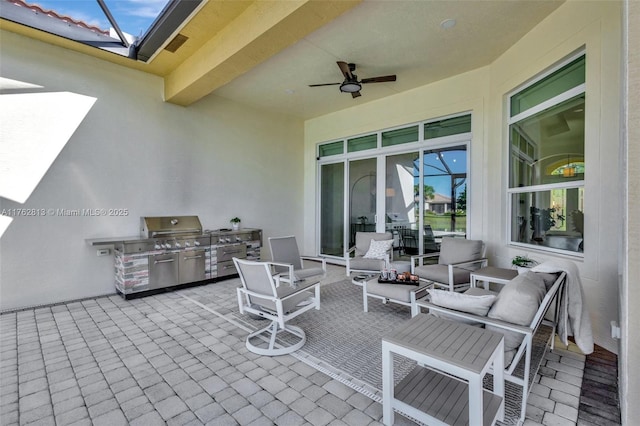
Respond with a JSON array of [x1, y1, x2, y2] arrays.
[[486, 271, 547, 365], [438, 238, 483, 267]]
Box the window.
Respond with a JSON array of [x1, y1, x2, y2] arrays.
[[508, 54, 585, 254], [318, 141, 344, 158], [382, 126, 418, 147], [347, 134, 377, 153]]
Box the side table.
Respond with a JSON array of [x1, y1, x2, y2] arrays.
[[382, 313, 504, 426], [470, 266, 518, 290]]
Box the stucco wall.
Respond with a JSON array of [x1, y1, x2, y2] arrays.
[[304, 1, 621, 354], [0, 31, 304, 311]]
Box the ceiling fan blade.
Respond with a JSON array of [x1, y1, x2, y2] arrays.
[[337, 61, 353, 80], [351, 91, 362, 99], [308, 82, 341, 87], [361, 75, 397, 84]]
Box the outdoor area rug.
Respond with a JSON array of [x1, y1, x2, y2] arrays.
[[179, 277, 551, 425]]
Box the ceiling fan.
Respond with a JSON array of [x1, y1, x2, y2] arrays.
[[309, 61, 396, 98]]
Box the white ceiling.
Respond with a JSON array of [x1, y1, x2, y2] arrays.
[[211, 0, 564, 120]]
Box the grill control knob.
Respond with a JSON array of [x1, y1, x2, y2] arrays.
[[184, 242, 190, 247], [164, 242, 172, 249], [225, 238, 231, 243], [175, 242, 181, 248], [219, 239, 225, 244], [154, 244, 161, 250], [194, 241, 201, 246]]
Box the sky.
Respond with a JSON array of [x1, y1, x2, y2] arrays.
[[30, 0, 169, 39]]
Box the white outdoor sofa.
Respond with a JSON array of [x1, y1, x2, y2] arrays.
[[411, 270, 567, 423]]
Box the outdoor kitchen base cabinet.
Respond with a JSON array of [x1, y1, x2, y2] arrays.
[[178, 249, 206, 284], [149, 250, 206, 290], [149, 253, 179, 290]]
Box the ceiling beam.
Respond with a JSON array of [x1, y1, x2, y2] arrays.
[[163, 0, 361, 106]]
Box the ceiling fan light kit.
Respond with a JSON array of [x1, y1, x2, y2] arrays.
[[340, 81, 362, 93], [310, 61, 396, 98]]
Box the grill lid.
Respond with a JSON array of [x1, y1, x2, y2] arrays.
[[140, 216, 203, 238]]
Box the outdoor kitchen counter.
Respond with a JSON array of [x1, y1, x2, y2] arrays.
[[86, 228, 262, 298], [86, 236, 146, 247]]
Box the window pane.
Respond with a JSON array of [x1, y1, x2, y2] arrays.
[[422, 146, 467, 240], [382, 126, 418, 147], [511, 56, 585, 117], [320, 163, 344, 256], [384, 152, 420, 254], [348, 134, 377, 153], [348, 159, 377, 248], [511, 188, 584, 253], [319, 141, 343, 157], [424, 115, 471, 139], [510, 95, 585, 188]]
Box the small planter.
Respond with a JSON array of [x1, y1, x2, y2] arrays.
[[230, 217, 241, 231], [512, 255, 537, 274]]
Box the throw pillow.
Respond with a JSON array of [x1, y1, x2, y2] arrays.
[[428, 288, 497, 325], [363, 239, 393, 259]]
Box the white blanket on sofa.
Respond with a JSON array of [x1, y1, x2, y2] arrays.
[[531, 260, 594, 354]]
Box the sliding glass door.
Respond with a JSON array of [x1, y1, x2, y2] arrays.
[[317, 114, 471, 259]]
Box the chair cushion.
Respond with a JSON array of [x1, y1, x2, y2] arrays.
[[438, 238, 483, 266], [366, 280, 417, 303], [486, 271, 547, 365], [355, 232, 393, 256], [293, 267, 325, 281], [428, 288, 497, 325], [364, 239, 393, 259], [414, 264, 472, 285]]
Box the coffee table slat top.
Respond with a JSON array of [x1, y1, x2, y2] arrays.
[[383, 314, 503, 374]]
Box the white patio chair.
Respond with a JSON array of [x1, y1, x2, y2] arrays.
[[234, 257, 320, 356], [345, 231, 394, 277], [268, 235, 326, 284], [411, 237, 487, 292]]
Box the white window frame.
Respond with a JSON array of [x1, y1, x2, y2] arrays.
[[506, 51, 586, 257]]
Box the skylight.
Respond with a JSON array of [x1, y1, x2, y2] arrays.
[[33, 0, 169, 41], [0, 0, 201, 61]]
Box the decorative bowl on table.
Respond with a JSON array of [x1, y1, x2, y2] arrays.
[[378, 271, 420, 285]]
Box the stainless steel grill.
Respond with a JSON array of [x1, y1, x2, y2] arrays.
[[141, 216, 203, 238], [137, 216, 209, 290]]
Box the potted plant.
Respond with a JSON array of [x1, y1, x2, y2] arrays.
[[511, 255, 537, 274], [530, 206, 556, 242], [230, 217, 241, 231], [357, 215, 368, 224]]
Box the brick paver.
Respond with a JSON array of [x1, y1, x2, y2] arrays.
[[0, 267, 613, 426]]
